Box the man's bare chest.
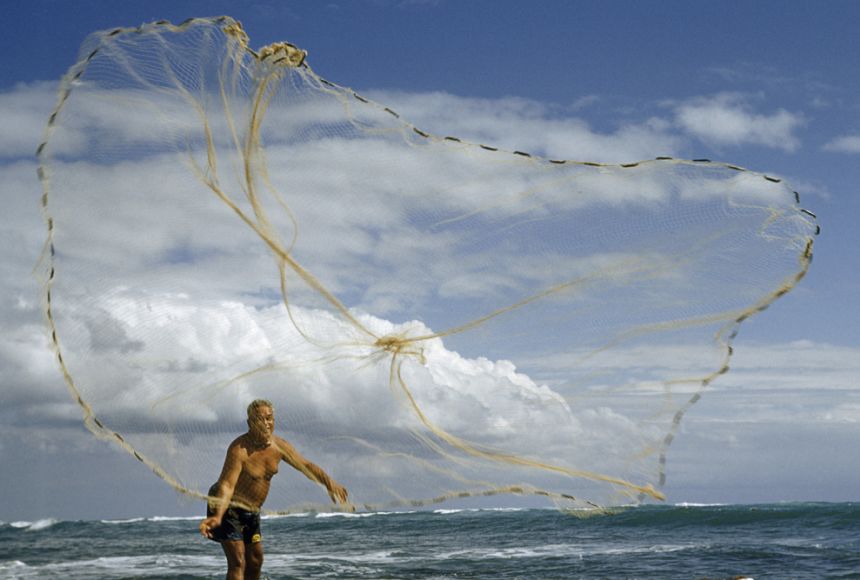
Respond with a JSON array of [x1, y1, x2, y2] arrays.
[[242, 448, 280, 481]]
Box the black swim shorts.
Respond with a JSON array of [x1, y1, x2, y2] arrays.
[[206, 492, 262, 543]]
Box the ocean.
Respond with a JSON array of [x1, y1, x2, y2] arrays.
[[1, 503, 858, 579]]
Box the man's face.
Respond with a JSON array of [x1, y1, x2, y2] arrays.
[[248, 405, 275, 440]]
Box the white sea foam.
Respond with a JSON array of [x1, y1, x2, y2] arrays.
[[32, 518, 59, 530], [277, 542, 704, 566], [432, 507, 527, 515], [0, 561, 29, 571], [306, 509, 419, 519], [313, 550, 399, 563], [270, 507, 522, 519], [277, 550, 408, 566], [8, 554, 223, 577], [9, 520, 31, 528], [99, 515, 199, 525], [101, 517, 146, 524], [431, 541, 705, 561], [674, 502, 727, 507], [9, 518, 59, 531], [314, 511, 382, 519], [261, 512, 312, 519], [593, 543, 704, 556]]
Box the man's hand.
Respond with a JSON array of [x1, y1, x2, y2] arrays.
[[328, 481, 349, 506], [199, 516, 221, 539]]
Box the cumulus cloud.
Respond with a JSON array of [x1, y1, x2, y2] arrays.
[[8, 286, 661, 507], [672, 93, 805, 151], [822, 134, 860, 153]]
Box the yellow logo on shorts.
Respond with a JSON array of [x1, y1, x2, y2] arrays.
[[251, 533, 262, 543]]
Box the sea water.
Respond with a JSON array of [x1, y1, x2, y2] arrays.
[[1, 503, 858, 579]]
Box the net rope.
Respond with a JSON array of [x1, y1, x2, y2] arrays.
[[37, 16, 819, 514]]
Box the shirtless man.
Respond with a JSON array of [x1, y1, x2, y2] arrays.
[[199, 399, 349, 580]]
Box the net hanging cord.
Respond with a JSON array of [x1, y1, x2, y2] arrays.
[[36, 16, 820, 511]]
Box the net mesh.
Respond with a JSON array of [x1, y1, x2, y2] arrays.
[[37, 16, 818, 513]]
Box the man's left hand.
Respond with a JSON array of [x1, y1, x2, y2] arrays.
[[328, 482, 349, 506]]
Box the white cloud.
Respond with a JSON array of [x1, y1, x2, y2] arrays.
[[822, 134, 860, 153], [0, 323, 69, 409], [673, 93, 805, 151], [31, 85, 809, 336], [527, 339, 860, 423], [367, 90, 682, 162], [0, 82, 62, 158]]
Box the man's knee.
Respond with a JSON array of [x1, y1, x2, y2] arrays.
[[223, 542, 246, 570], [226, 553, 245, 571], [246, 544, 264, 570]]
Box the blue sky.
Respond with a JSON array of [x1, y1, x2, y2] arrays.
[[1, 0, 858, 521]]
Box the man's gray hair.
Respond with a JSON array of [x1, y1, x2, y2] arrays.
[[247, 399, 274, 417]]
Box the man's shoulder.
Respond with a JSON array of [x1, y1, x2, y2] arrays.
[[227, 434, 250, 455]]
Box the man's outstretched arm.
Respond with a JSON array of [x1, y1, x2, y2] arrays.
[[277, 438, 349, 505], [199, 443, 243, 538]]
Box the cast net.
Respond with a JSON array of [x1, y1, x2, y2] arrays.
[[37, 17, 818, 513]]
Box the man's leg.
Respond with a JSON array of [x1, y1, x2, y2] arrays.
[[221, 540, 246, 580], [244, 540, 264, 580]]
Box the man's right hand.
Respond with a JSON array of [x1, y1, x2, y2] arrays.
[[199, 516, 221, 539]]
